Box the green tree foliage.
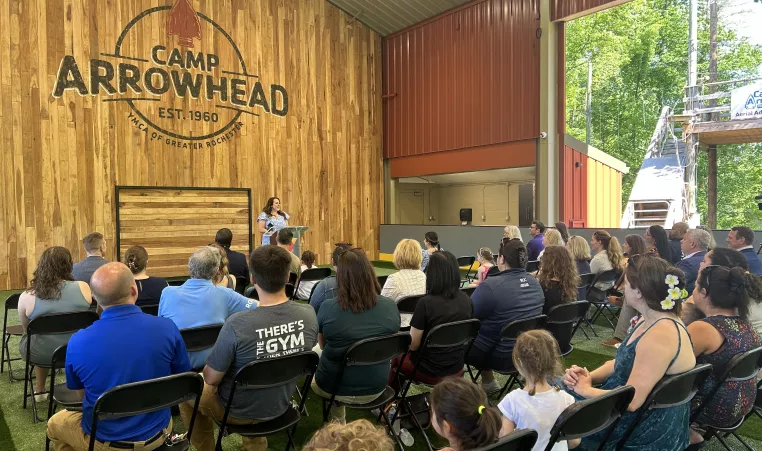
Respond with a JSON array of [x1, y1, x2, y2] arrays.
[[566, 0, 762, 228]]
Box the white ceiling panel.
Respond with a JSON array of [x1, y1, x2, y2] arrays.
[[326, 0, 473, 36]]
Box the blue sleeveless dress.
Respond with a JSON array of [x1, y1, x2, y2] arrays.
[[574, 318, 691, 451]]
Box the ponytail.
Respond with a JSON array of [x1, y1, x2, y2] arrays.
[[431, 378, 502, 450], [425, 231, 441, 251], [606, 236, 625, 271], [697, 266, 752, 320]]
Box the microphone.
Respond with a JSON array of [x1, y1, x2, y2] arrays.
[[277, 210, 285, 216]]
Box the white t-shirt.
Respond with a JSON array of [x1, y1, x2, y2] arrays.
[[498, 387, 575, 451], [296, 265, 320, 300]]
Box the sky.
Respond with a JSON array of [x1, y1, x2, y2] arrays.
[[725, 0, 762, 46]]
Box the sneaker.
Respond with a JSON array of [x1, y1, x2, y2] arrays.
[[34, 393, 48, 403], [602, 338, 621, 347], [481, 380, 501, 395]]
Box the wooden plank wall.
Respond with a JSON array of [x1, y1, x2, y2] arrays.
[[0, 0, 383, 290], [117, 187, 251, 278]]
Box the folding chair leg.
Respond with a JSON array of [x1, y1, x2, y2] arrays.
[[23, 362, 30, 409], [715, 432, 734, 451], [285, 427, 296, 451], [45, 435, 51, 451], [1, 333, 6, 374], [731, 432, 755, 451], [402, 396, 435, 451]]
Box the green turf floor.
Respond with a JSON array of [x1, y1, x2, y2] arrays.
[[1, 289, 760, 450]]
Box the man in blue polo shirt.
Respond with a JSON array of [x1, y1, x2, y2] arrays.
[[159, 246, 257, 369], [47, 262, 191, 451]]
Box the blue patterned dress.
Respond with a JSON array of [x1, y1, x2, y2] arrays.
[[257, 211, 290, 246], [573, 318, 691, 451]]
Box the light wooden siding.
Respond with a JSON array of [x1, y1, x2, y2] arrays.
[[586, 160, 623, 228], [0, 0, 383, 290], [117, 188, 250, 278]]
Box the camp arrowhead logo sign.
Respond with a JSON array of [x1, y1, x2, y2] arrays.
[[52, 0, 288, 149]]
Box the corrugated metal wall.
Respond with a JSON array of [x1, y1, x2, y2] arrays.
[[560, 145, 588, 227], [587, 158, 623, 228], [382, 0, 540, 159]]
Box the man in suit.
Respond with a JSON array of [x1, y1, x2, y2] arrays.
[[72, 232, 109, 283], [727, 226, 762, 276], [677, 228, 711, 293], [215, 228, 249, 283]]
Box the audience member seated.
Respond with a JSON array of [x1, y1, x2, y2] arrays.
[[467, 238, 544, 394], [687, 265, 762, 445], [18, 247, 92, 402], [180, 245, 318, 451], [421, 231, 442, 271], [276, 228, 301, 275], [537, 246, 580, 315], [554, 222, 570, 245], [503, 225, 523, 242], [727, 226, 762, 276], [209, 244, 236, 290], [471, 247, 495, 286], [215, 227, 249, 281], [310, 243, 351, 314], [669, 222, 689, 262], [431, 378, 506, 451], [645, 225, 674, 263], [696, 225, 717, 250], [47, 263, 191, 451], [382, 239, 426, 329], [590, 231, 625, 291], [499, 330, 579, 451], [312, 248, 400, 421], [603, 235, 648, 347], [567, 236, 592, 276], [537, 229, 564, 261], [72, 232, 109, 283], [388, 251, 473, 389], [123, 245, 168, 306], [527, 220, 546, 262], [296, 250, 319, 300], [564, 256, 695, 450], [676, 228, 711, 293], [159, 246, 256, 369], [303, 419, 394, 451]]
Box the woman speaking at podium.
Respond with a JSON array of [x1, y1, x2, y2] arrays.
[[257, 197, 290, 246]]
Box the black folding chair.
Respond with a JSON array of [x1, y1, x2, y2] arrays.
[[485, 265, 500, 279], [461, 286, 476, 297], [377, 275, 389, 288], [234, 276, 248, 295], [471, 429, 538, 451], [467, 315, 548, 399], [288, 272, 298, 285], [215, 352, 319, 451], [546, 301, 590, 356], [292, 267, 332, 300], [167, 279, 185, 287], [2, 293, 24, 380], [24, 311, 99, 423], [285, 283, 295, 299], [616, 364, 712, 450], [84, 372, 204, 451], [315, 333, 412, 446], [179, 324, 223, 372], [244, 285, 259, 299], [545, 385, 636, 451], [576, 274, 595, 338], [397, 295, 425, 332], [391, 319, 481, 451], [45, 344, 84, 450], [587, 270, 620, 331], [690, 346, 762, 451], [526, 260, 540, 273], [140, 304, 159, 316], [458, 256, 477, 285]]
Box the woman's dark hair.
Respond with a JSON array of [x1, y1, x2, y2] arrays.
[[626, 255, 686, 316], [262, 197, 280, 214], [336, 249, 380, 313], [499, 238, 528, 269], [648, 225, 672, 263], [426, 251, 461, 299], [537, 247, 580, 302], [123, 245, 148, 275], [696, 266, 752, 320], [554, 222, 570, 243], [705, 248, 762, 310], [301, 250, 316, 269], [29, 247, 75, 300], [424, 231, 441, 251], [624, 235, 648, 258], [431, 378, 502, 450]]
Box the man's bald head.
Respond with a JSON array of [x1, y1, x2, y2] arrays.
[[91, 262, 138, 308]]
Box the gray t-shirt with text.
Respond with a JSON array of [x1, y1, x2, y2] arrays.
[[206, 301, 318, 420]]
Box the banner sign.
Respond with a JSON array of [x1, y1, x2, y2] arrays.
[[730, 81, 762, 121], [52, 0, 288, 149]]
